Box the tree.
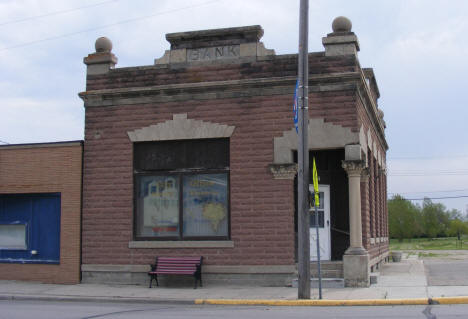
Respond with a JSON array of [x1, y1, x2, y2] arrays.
[[448, 218, 468, 239], [388, 195, 421, 241], [421, 199, 450, 238]]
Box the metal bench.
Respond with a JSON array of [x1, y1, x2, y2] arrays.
[[148, 256, 203, 289]]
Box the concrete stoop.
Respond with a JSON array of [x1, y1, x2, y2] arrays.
[[292, 261, 345, 288], [291, 278, 345, 288], [310, 261, 344, 278]]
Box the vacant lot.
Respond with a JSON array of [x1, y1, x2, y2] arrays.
[[390, 237, 468, 251]]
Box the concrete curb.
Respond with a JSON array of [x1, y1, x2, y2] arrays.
[[195, 297, 468, 306], [2, 294, 468, 306], [0, 294, 194, 305], [432, 297, 468, 305]]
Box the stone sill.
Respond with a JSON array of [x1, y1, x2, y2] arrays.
[[128, 240, 234, 249]]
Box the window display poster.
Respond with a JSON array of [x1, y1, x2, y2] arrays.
[[183, 174, 228, 237], [139, 175, 179, 236]]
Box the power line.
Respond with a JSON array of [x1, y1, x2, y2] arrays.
[[0, 0, 119, 27], [389, 173, 468, 177], [390, 195, 468, 201], [388, 189, 468, 195], [388, 155, 468, 160], [388, 169, 468, 176], [0, 0, 222, 52]]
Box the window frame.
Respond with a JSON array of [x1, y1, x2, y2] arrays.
[[133, 139, 230, 242]]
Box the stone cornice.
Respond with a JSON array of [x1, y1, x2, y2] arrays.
[[78, 72, 362, 107]]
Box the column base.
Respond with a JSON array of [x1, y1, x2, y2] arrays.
[[345, 246, 368, 255], [343, 252, 370, 288]]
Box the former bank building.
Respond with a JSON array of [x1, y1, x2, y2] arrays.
[[0, 17, 389, 288]]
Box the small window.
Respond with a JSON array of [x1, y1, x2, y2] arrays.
[[0, 224, 27, 250], [134, 139, 230, 240], [309, 192, 325, 228]]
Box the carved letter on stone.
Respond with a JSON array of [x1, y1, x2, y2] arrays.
[[202, 48, 211, 59], [189, 49, 199, 61], [228, 46, 238, 56], [215, 47, 223, 57]]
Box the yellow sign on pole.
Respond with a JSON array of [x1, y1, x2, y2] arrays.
[[313, 157, 319, 207]]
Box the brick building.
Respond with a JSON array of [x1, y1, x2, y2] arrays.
[[78, 17, 388, 287], [0, 142, 82, 284]]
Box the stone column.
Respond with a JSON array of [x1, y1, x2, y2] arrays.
[[342, 157, 370, 287], [342, 160, 367, 254]]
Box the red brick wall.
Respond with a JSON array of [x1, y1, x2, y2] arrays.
[[0, 143, 82, 284], [82, 53, 361, 267]]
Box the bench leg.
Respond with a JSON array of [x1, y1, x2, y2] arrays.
[[149, 274, 159, 288], [194, 270, 202, 289]]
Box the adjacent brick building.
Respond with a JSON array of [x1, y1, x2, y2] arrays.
[[0, 142, 82, 284], [79, 17, 388, 287]]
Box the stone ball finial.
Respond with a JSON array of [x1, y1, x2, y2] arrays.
[[332, 16, 352, 32], [378, 109, 384, 119], [95, 37, 112, 53]]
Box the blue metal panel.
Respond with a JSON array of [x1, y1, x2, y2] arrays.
[[0, 194, 61, 264]]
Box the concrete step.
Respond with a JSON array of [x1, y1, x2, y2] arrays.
[[292, 278, 345, 289], [310, 269, 343, 278], [310, 261, 343, 271]]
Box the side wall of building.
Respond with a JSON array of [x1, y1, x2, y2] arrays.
[[356, 81, 389, 266], [0, 143, 82, 284]]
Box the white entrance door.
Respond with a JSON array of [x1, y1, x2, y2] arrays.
[[309, 184, 331, 261]]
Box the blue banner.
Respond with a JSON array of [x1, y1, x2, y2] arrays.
[[293, 79, 299, 133]]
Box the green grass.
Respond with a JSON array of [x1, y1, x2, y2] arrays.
[[389, 236, 468, 251], [417, 252, 450, 258]]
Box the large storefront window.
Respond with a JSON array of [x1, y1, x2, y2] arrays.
[[0, 193, 61, 263], [134, 139, 229, 240]]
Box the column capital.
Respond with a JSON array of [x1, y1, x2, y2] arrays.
[[342, 160, 366, 177], [360, 167, 370, 182]]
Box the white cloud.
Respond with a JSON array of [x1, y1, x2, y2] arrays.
[[0, 97, 83, 143]]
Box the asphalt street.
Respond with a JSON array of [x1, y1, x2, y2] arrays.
[[1, 300, 468, 319]]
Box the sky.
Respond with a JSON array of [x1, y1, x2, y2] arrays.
[[1, 0, 467, 215]]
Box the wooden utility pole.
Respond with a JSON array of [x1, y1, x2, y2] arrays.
[[297, 0, 310, 299]]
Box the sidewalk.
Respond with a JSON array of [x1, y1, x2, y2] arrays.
[[1, 254, 467, 305]]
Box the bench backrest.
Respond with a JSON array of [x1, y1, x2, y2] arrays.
[[155, 256, 202, 273]]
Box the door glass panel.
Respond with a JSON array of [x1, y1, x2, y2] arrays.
[[309, 191, 324, 209], [309, 211, 324, 228], [0, 224, 27, 250]]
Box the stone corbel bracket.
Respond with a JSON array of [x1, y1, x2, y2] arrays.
[[268, 163, 298, 180]]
